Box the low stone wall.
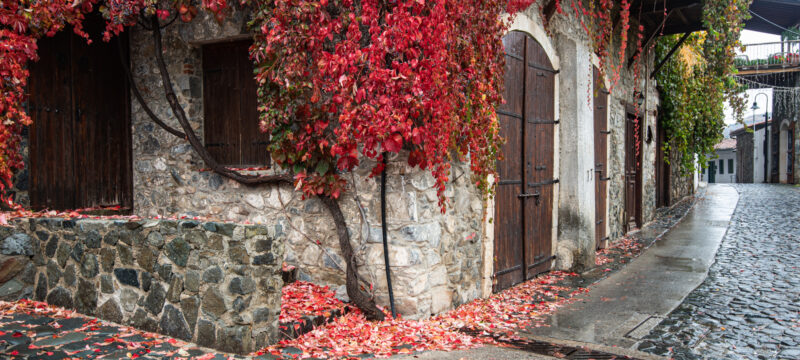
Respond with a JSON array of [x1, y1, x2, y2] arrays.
[[0, 217, 284, 354]]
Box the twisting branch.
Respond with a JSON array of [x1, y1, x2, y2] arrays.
[[117, 40, 186, 138]]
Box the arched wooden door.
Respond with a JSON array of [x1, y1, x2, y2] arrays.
[[494, 31, 557, 292]]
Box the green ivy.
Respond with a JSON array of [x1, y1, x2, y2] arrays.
[[656, 0, 752, 174]]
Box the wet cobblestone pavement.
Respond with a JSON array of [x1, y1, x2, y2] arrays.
[[638, 184, 800, 360]]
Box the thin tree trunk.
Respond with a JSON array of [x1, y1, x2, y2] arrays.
[[320, 196, 386, 321]]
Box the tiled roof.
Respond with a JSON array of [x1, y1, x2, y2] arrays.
[[714, 138, 737, 150]]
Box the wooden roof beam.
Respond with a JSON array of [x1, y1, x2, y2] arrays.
[[650, 31, 692, 78]]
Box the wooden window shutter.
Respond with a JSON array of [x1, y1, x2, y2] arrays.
[[203, 40, 269, 167]]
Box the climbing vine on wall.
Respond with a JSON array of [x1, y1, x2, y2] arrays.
[[656, 0, 752, 174], [249, 0, 520, 209], [0, 0, 550, 320]]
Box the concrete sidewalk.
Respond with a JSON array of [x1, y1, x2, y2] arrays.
[[524, 184, 738, 349]]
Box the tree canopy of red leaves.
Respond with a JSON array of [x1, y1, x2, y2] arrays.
[[0, 0, 545, 210], [250, 0, 540, 208]]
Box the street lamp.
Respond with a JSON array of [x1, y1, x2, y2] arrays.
[[752, 92, 770, 183]]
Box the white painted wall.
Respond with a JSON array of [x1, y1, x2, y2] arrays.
[[701, 149, 737, 183]]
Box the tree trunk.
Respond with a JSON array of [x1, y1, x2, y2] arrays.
[[320, 196, 386, 321]]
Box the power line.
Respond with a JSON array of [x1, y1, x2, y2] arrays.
[[735, 76, 800, 91]]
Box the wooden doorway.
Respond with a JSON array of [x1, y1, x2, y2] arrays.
[[27, 20, 132, 211], [655, 118, 670, 208], [494, 31, 557, 292], [624, 111, 643, 231], [593, 67, 609, 250], [708, 161, 717, 183]]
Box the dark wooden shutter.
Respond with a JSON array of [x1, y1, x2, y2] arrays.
[[203, 40, 268, 167], [72, 19, 133, 209], [788, 123, 795, 183], [27, 19, 132, 211]]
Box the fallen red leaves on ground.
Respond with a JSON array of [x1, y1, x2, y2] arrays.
[[595, 235, 644, 269], [280, 281, 346, 324], [260, 271, 587, 359]]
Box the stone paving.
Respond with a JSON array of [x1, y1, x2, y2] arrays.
[[638, 184, 800, 360], [0, 303, 256, 359]]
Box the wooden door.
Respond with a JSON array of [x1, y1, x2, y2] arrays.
[[708, 162, 716, 183], [624, 112, 642, 231], [593, 68, 609, 249], [28, 21, 132, 211], [494, 31, 556, 292]]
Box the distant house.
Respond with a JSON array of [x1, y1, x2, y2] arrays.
[[702, 139, 737, 183]]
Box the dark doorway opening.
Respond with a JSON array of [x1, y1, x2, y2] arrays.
[[624, 111, 643, 231]]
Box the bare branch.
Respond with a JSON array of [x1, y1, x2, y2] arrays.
[[117, 40, 186, 138], [149, 15, 291, 186]]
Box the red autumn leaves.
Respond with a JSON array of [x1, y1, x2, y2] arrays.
[[279, 281, 347, 325], [261, 271, 587, 359], [0, 0, 236, 205], [252, 0, 519, 207]]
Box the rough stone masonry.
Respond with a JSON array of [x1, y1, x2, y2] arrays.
[[0, 217, 284, 354]]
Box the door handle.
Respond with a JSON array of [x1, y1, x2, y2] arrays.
[[518, 192, 541, 205]]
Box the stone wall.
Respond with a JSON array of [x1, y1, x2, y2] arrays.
[[0, 217, 284, 354], [667, 139, 697, 204], [126, 13, 485, 320], [735, 132, 754, 184]]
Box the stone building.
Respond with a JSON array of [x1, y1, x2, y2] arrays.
[[0, 0, 695, 354], [732, 120, 771, 183], [771, 88, 799, 184]]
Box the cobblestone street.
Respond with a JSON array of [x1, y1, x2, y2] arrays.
[[639, 184, 800, 359]]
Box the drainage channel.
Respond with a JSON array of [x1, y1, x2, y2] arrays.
[[459, 329, 641, 360]]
